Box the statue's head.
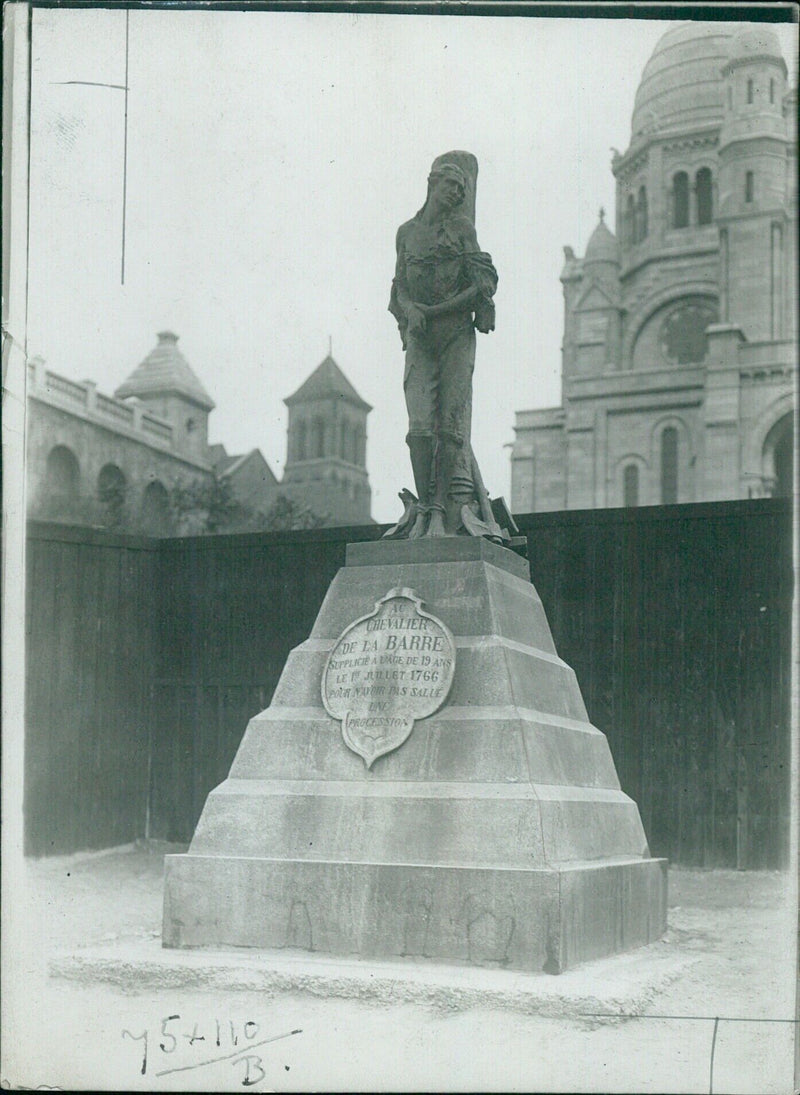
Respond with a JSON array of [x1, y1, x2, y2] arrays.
[[425, 161, 466, 211]]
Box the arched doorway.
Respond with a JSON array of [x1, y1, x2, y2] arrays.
[[97, 463, 127, 527], [763, 413, 794, 498], [42, 446, 81, 520], [623, 463, 640, 507], [45, 445, 80, 497], [141, 480, 171, 535]]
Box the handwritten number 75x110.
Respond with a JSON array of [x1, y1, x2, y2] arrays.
[[122, 1018, 302, 1084]]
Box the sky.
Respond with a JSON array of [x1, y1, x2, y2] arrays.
[[24, 6, 797, 523]]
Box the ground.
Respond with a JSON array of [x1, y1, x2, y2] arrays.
[[2, 842, 797, 1093]]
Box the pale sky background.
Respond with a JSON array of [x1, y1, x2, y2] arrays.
[[25, 7, 797, 523]]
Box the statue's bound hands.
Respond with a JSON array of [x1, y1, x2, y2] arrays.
[[406, 303, 427, 338]]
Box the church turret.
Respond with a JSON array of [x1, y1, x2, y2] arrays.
[[281, 351, 372, 525], [583, 209, 621, 276], [559, 245, 583, 385], [115, 331, 214, 462], [719, 26, 789, 155], [717, 26, 792, 338], [563, 211, 622, 376]]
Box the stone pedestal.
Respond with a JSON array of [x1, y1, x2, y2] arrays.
[[163, 538, 666, 972]]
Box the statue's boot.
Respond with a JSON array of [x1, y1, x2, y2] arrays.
[[408, 506, 430, 539], [447, 462, 474, 535], [426, 505, 447, 537], [445, 495, 465, 535]]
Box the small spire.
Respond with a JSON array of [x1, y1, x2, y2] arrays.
[[328, 335, 332, 357], [599, 206, 605, 223]]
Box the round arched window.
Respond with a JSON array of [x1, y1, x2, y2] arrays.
[[659, 300, 718, 365]]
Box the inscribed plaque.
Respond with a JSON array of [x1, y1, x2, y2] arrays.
[[321, 587, 456, 767]]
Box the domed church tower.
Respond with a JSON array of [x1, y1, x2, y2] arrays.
[[717, 26, 792, 341], [511, 21, 795, 511]]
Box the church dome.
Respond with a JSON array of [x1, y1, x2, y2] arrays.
[[583, 213, 619, 265], [631, 22, 738, 140]]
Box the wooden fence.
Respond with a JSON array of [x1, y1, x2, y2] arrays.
[[25, 499, 793, 866], [25, 524, 157, 854], [524, 501, 793, 869]]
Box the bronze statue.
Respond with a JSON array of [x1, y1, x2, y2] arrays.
[[385, 151, 510, 541]]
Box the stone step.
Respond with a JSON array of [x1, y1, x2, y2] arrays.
[[163, 853, 667, 973], [310, 557, 555, 652], [271, 641, 588, 719], [187, 778, 648, 867], [231, 706, 621, 787]]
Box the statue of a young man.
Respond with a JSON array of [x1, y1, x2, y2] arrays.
[[387, 152, 499, 539]]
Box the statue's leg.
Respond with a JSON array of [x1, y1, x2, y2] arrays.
[[406, 435, 433, 499], [428, 435, 459, 536], [404, 343, 436, 538], [406, 434, 434, 537], [433, 325, 476, 535]]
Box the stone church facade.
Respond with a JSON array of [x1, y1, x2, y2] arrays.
[[26, 332, 372, 533], [511, 22, 796, 512]]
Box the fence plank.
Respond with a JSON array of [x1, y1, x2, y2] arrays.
[[24, 525, 157, 854]]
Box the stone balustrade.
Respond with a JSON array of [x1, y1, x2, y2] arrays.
[[739, 338, 795, 370], [27, 359, 175, 447]]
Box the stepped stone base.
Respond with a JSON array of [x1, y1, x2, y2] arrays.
[[163, 537, 667, 972]]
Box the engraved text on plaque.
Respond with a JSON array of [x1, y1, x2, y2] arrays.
[[321, 587, 456, 767]]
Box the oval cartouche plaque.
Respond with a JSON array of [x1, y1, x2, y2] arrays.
[[321, 587, 456, 768]]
